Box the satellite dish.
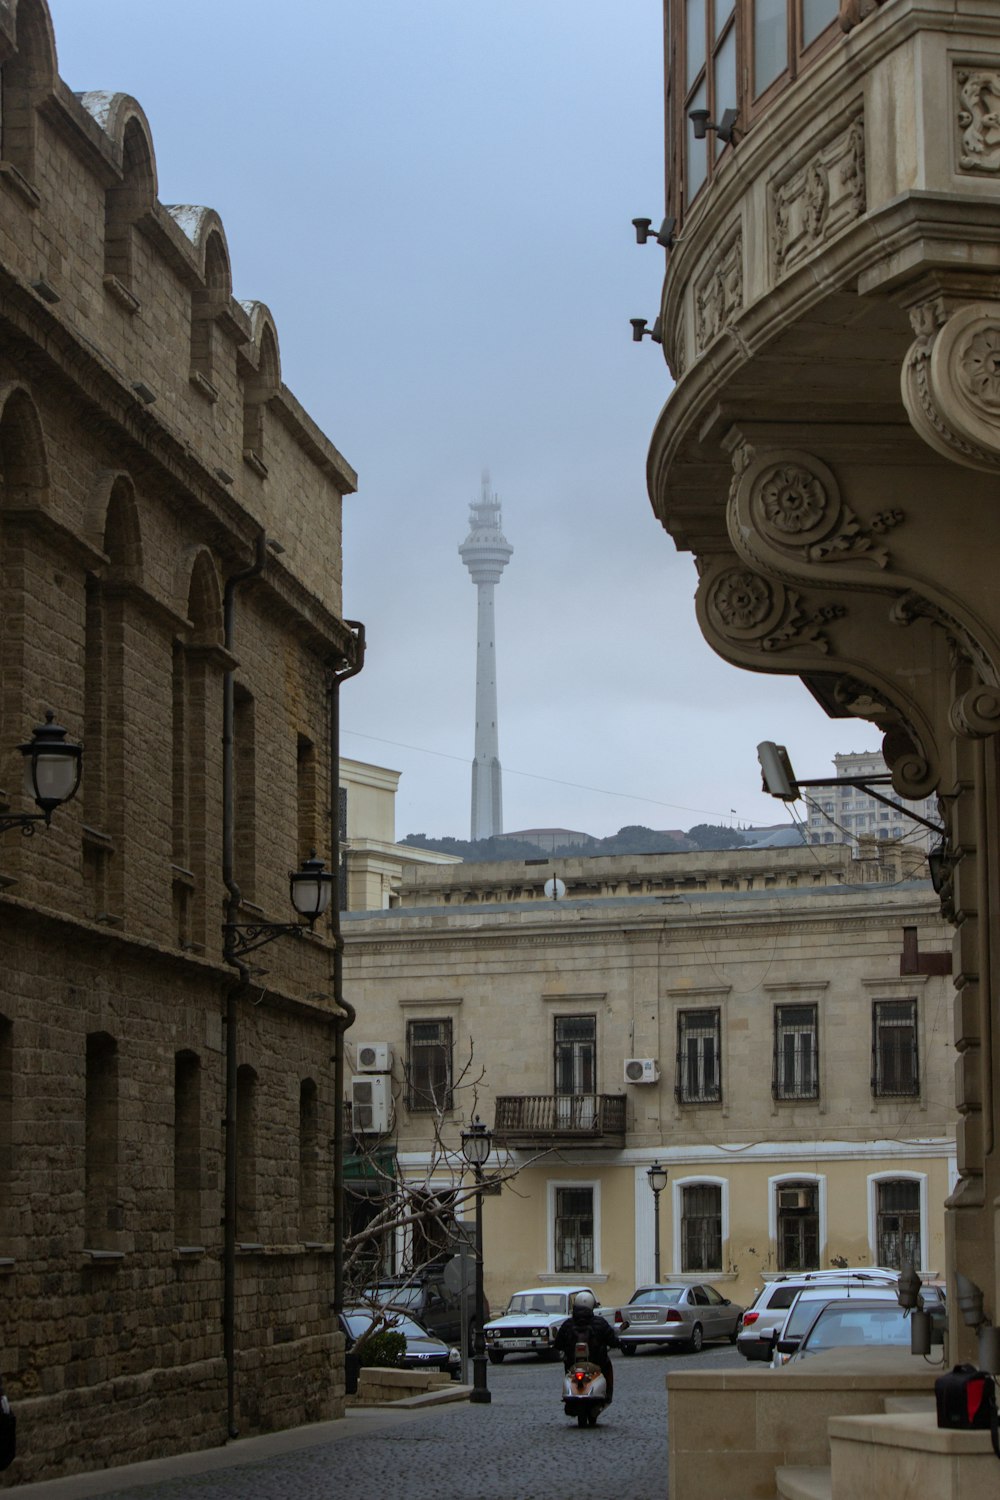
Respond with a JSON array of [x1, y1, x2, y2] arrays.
[[543, 877, 566, 900]]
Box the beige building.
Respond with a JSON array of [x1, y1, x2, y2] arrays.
[[340, 758, 460, 912], [0, 0, 361, 1482], [343, 843, 955, 1315], [645, 0, 1000, 1492]]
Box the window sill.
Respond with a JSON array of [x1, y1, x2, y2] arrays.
[[173, 1245, 207, 1259], [102, 274, 140, 315], [189, 370, 219, 403], [243, 448, 268, 479], [0, 161, 40, 208], [537, 1271, 609, 1285], [0, 1259, 15, 1274], [82, 1248, 125, 1263]]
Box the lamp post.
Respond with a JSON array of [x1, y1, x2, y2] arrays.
[[647, 1162, 668, 1284], [0, 711, 83, 836], [461, 1115, 493, 1405]]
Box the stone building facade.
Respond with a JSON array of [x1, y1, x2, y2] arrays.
[[645, 0, 1000, 1493], [0, 0, 359, 1482], [343, 843, 955, 1315]]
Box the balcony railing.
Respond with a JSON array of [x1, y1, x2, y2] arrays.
[[493, 1094, 626, 1147]]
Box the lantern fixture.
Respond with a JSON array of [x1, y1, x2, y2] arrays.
[[223, 852, 334, 960], [1, 711, 83, 836]]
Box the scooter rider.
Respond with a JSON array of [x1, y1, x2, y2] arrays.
[[554, 1290, 621, 1404]]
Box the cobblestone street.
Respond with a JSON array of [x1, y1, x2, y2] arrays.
[[47, 1346, 742, 1500]]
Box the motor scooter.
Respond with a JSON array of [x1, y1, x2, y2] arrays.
[[562, 1340, 608, 1427]]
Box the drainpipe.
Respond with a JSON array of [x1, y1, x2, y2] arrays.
[[221, 532, 267, 1440], [329, 621, 366, 1315]]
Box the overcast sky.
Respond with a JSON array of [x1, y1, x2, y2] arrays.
[[49, 0, 882, 841]]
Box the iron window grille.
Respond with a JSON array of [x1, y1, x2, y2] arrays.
[[876, 1179, 921, 1270], [405, 1018, 453, 1112], [776, 1181, 819, 1272], [871, 999, 919, 1097], [676, 1008, 721, 1103], [772, 1004, 818, 1100], [555, 1186, 594, 1273], [681, 1183, 723, 1272]]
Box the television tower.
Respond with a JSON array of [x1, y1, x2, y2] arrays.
[[459, 472, 513, 841]]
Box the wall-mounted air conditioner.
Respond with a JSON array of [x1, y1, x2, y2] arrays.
[[624, 1058, 660, 1085], [778, 1187, 813, 1210], [355, 1041, 392, 1073], [351, 1074, 392, 1134]]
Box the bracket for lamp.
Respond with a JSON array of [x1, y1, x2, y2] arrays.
[[222, 921, 308, 962], [688, 107, 739, 145]]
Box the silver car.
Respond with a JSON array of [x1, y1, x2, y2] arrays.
[[779, 1296, 911, 1362], [611, 1283, 744, 1354]]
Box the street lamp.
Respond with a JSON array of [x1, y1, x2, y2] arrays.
[[0, 711, 83, 836], [222, 851, 334, 960], [647, 1162, 668, 1283], [461, 1115, 493, 1405]]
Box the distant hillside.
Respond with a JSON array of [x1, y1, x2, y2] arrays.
[[400, 822, 752, 862]]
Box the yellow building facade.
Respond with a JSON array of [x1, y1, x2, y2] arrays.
[[343, 842, 955, 1315]]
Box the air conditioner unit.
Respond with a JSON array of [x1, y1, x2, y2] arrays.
[[355, 1041, 392, 1073], [624, 1058, 659, 1085], [351, 1075, 392, 1134], [778, 1187, 813, 1210]]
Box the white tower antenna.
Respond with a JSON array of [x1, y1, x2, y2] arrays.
[[459, 471, 513, 841]]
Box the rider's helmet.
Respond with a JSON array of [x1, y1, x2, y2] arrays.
[[573, 1290, 596, 1311]]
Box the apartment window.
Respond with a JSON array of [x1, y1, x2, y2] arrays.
[[681, 0, 737, 205], [555, 1187, 594, 1273], [85, 1031, 120, 1248], [773, 1005, 818, 1100], [777, 1181, 819, 1271], [676, 1009, 721, 1103], [298, 1078, 320, 1241], [681, 1183, 722, 1272], [173, 1050, 201, 1244], [554, 1015, 596, 1096], [872, 1000, 919, 1097], [406, 1019, 453, 1112], [236, 1064, 257, 1238], [876, 1179, 921, 1270]]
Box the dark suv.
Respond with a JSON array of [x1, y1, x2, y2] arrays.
[[363, 1262, 490, 1350]]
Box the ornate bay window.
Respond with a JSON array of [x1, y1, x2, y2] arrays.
[[665, 0, 843, 217]]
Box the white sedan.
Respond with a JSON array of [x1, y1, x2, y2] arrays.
[[484, 1286, 596, 1362]]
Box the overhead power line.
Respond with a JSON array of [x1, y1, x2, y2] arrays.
[[342, 729, 745, 823]]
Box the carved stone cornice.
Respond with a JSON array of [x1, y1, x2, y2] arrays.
[[902, 297, 1000, 474], [728, 446, 904, 579], [696, 557, 846, 659]]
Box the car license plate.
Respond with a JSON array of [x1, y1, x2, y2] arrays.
[[502, 1340, 536, 1349], [629, 1311, 658, 1322]]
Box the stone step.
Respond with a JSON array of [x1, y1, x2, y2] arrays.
[[882, 1394, 936, 1415], [775, 1465, 832, 1500]]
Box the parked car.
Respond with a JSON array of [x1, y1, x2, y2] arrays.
[[484, 1286, 596, 1362], [770, 1284, 907, 1366], [736, 1268, 899, 1361], [609, 1283, 744, 1354], [338, 1306, 461, 1378], [778, 1296, 912, 1363], [362, 1259, 489, 1350]]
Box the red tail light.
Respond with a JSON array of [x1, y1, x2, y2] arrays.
[[665, 1309, 683, 1323], [614, 1309, 622, 1321], [743, 1312, 758, 1326]]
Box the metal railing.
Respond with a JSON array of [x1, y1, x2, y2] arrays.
[[493, 1094, 626, 1142]]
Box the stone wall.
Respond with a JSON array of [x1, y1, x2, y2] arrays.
[[0, 0, 359, 1482]]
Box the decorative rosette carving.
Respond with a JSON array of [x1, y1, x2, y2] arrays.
[[730, 450, 900, 570], [699, 561, 844, 657], [902, 299, 1000, 473]]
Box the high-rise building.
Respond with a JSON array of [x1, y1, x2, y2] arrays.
[[804, 752, 940, 853], [458, 473, 512, 840]]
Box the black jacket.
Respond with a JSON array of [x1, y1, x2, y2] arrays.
[[554, 1306, 619, 1366]]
